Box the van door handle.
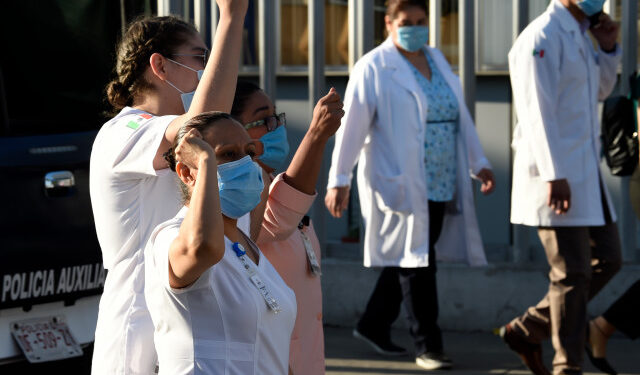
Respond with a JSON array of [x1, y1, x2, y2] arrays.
[[44, 171, 76, 197]]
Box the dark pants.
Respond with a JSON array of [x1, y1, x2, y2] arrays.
[[603, 280, 640, 340], [357, 201, 446, 356]]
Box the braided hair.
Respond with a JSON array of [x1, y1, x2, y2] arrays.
[[106, 16, 198, 111]]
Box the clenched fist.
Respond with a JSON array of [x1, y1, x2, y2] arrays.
[[309, 87, 345, 142]]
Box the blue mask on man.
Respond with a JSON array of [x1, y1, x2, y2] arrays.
[[217, 155, 264, 219], [576, 0, 606, 16], [258, 125, 290, 171], [396, 26, 429, 52]]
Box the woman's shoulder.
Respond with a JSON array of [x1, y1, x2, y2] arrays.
[[101, 107, 176, 133], [352, 43, 391, 72]]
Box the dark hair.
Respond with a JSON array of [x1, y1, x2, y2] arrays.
[[106, 16, 198, 111], [163, 111, 236, 203], [230, 80, 263, 120], [386, 0, 428, 19]]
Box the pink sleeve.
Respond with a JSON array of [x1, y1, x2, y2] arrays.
[[257, 173, 316, 244]]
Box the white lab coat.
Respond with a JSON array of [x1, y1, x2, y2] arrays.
[[509, 0, 621, 227], [327, 37, 490, 268]]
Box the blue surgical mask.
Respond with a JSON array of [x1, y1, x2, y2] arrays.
[[396, 26, 429, 52], [258, 125, 290, 171], [217, 155, 264, 219], [165, 58, 204, 112], [576, 0, 605, 16]]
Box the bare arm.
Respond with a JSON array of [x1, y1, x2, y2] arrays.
[[283, 88, 344, 194], [153, 0, 248, 169], [168, 130, 225, 288]]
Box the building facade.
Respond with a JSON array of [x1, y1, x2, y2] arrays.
[[159, 0, 640, 330]]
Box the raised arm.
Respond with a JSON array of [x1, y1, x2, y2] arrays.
[[168, 129, 225, 288], [282, 88, 344, 194], [154, 0, 248, 169]]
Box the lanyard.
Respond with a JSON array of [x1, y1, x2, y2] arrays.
[[298, 217, 321, 276], [232, 242, 281, 313]]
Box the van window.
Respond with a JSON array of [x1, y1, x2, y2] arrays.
[[0, 1, 151, 137]]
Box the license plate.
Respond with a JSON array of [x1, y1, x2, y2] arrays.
[[10, 316, 83, 363]]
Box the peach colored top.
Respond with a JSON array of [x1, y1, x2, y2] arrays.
[[257, 174, 325, 375]]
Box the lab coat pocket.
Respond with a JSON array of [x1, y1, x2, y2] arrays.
[[372, 173, 410, 213]]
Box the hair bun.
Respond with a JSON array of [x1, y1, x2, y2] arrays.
[[163, 147, 177, 171]]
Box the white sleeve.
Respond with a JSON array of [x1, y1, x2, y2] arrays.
[[597, 45, 622, 101], [150, 223, 211, 294], [509, 32, 566, 181], [327, 61, 376, 189], [106, 114, 177, 179]]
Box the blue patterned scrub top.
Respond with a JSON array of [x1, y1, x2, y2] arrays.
[[404, 48, 459, 202]]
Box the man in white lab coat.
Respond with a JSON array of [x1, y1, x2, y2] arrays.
[[503, 1, 623, 374]]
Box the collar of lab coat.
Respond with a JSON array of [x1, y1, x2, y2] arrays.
[[378, 37, 429, 124], [550, 0, 583, 35], [549, 0, 589, 58]]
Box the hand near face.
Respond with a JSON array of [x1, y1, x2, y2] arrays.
[[175, 128, 215, 170], [591, 13, 619, 52], [310, 87, 345, 142], [476, 168, 496, 195]]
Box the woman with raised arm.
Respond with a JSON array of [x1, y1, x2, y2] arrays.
[[231, 81, 343, 374], [89, 1, 247, 373], [145, 113, 296, 374]]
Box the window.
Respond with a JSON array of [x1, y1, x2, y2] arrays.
[[241, 1, 259, 67], [529, 0, 550, 23], [279, 0, 349, 68], [373, 0, 387, 46], [476, 0, 512, 71], [0, 0, 130, 136], [440, 0, 459, 66]]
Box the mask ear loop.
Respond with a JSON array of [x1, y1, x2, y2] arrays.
[[165, 79, 186, 94]]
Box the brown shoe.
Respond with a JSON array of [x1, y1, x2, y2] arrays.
[[500, 323, 551, 375]]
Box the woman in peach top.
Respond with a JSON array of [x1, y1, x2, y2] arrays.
[[231, 81, 343, 375]]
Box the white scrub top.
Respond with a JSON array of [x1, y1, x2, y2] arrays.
[[89, 107, 181, 374], [145, 207, 297, 375]]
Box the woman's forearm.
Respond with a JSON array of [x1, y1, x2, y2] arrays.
[[163, 8, 247, 153], [170, 155, 225, 287], [283, 128, 328, 195]]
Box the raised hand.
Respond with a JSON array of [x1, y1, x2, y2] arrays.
[[215, 0, 248, 17], [309, 87, 345, 142], [591, 13, 619, 52]]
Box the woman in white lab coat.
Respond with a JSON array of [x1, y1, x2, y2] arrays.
[[325, 0, 494, 370]]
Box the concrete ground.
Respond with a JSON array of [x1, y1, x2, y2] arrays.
[[324, 326, 640, 375], [1, 326, 638, 374]]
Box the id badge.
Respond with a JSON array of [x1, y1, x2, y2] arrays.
[[300, 230, 321, 276], [250, 274, 282, 313]]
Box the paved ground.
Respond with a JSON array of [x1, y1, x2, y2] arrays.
[[2, 326, 638, 374], [325, 326, 640, 375]]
